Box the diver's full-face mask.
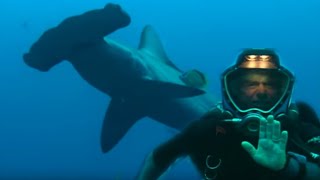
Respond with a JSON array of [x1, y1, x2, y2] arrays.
[[220, 49, 295, 136]]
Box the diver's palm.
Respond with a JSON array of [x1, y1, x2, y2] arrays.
[[250, 138, 286, 170], [241, 115, 288, 171]]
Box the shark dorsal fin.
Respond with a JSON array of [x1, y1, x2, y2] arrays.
[[138, 25, 169, 61], [138, 25, 182, 72]]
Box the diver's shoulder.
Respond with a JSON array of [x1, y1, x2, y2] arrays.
[[293, 101, 320, 128], [295, 101, 316, 111], [194, 104, 224, 129], [201, 102, 226, 120]]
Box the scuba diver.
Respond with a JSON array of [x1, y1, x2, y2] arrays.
[[137, 48, 320, 180]]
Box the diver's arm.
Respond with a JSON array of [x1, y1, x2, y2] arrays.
[[136, 151, 169, 180], [136, 134, 191, 180], [137, 120, 200, 180], [137, 107, 221, 180], [276, 152, 320, 180], [276, 102, 320, 179], [278, 123, 320, 179], [282, 127, 320, 179], [136, 142, 185, 180]]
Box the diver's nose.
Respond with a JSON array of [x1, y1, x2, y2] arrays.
[[256, 85, 268, 99]]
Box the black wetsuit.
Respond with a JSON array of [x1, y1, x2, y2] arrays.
[[153, 102, 320, 180]]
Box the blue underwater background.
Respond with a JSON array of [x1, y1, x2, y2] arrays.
[[1, 0, 320, 179]]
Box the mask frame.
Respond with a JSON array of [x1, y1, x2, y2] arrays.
[[219, 49, 295, 135]]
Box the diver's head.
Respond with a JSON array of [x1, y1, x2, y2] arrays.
[[228, 68, 286, 111], [220, 48, 295, 134]]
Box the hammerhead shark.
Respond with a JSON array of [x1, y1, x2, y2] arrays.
[[23, 3, 217, 153]]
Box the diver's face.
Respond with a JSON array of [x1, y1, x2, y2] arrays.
[[238, 73, 279, 110]]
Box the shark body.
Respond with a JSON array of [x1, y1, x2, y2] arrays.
[[23, 3, 217, 153]]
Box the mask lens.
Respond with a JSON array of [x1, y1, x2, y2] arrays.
[[224, 69, 290, 112]]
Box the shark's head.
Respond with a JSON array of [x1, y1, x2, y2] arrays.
[[23, 51, 63, 72]]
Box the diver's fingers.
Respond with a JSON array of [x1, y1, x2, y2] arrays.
[[279, 131, 288, 150], [241, 141, 257, 157], [266, 115, 274, 139], [259, 117, 267, 139], [272, 120, 281, 141]]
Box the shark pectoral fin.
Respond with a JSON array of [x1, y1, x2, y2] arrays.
[[180, 69, 208, 89], [100, 98, 145, 153], [138, 79, 206, 99]]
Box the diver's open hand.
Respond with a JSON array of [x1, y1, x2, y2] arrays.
[[241, 115, 288, 171]]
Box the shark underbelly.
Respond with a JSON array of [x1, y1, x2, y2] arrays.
[[146, 89, 217, 129]]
